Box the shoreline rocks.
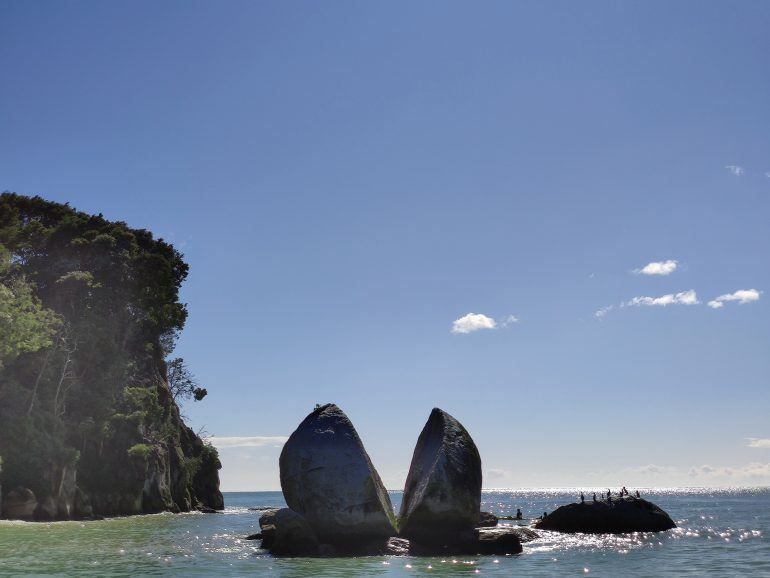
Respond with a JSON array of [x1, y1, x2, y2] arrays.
[[2, 488, 37, 520], [534, 496, 676, 534]]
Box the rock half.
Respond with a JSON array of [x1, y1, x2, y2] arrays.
[[534, 496, 676, 534], [279, 404, 396, 542], [399, 408, 482, 542]]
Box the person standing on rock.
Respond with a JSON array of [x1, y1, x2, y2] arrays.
[[580, 492, 585, 503], [636, 490, 640, 498], [607, 489, 611, 499], [515, 508, 523, 520], [592, 492, 597, 502]]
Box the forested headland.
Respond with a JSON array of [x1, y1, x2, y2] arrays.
[[0, 193, 222, 520]]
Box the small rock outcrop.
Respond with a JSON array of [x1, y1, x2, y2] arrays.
[[399, 408, 482, 543], [475, 527, 524, 554], [279, 404, 396, 543], [259, 508, 320, 556], [478, 511, 498, 527], [2, 488, 37, 520], [534, 496, 676, 534]]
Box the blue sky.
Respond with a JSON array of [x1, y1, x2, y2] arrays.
[[2, 1, 769, 490]]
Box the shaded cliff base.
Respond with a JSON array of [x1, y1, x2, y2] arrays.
[[0, 420, 223, 521]]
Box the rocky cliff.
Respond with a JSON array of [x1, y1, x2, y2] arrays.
[[0, 193, 222, 520]]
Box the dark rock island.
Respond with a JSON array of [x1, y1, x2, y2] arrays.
[[535, 495, 676, 534]]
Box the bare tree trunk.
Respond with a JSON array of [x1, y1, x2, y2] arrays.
[[26, 343, 55, 416], [53, 333, 77, 421]]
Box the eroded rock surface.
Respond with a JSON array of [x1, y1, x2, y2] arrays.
[[279, 404, 396, 542], [399, 408, 482, 543]]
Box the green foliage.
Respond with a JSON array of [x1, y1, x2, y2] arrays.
[[0, 192, 210, 504], [0, 244, 60, 369], [167, 357, 207, 403], [201, 442, 219, 462], [127, 443, 154, 459], [181, 454, 203, 480], [118, 386, 163, 427]]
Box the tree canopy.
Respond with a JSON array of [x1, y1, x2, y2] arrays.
[[0, 193, 216, 511]]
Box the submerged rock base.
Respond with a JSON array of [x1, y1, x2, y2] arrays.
[[535, 496, 676, 534], [260, 404, 528, 557], [257, 507, 526, 557]]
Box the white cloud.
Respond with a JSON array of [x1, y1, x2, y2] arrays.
[[451, 313, 497, 334], [624, 289, 700, 307], [726, 165, 745, 176], [596, 290, 699, 318], [634, 260, 679, 276], [747, 438, 770, 448], [707, 288, 761, 309], [206, 436, 289, 449]]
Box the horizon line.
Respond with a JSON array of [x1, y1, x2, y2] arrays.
[[220, 485, 770, 493]]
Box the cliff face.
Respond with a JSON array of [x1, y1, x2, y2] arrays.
[[0, 193, 222, 520], [0, 384, 223, 521], [69, 376, 223, 519]]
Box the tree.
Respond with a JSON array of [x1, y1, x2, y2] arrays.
[[0, 192, 219, 514], [0, 244, 60, 369], [167, 357, 207, 402]]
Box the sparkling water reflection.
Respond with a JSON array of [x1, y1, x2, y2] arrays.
[[0, 488, 767, 576]]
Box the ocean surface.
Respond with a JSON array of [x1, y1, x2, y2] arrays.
[[0, 488, 768, 577]]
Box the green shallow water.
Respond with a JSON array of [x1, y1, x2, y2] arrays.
[[0, 489, 768, 577]]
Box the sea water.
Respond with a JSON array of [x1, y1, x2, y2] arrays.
[[0, 488, 768, 577]]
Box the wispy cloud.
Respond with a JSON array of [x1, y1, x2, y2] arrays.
[[451, 313, 497, 334], [726, 165, 745, 176], [625, 289, 699, 307], [584, 461, 770, 484], [746, 438, 770, 449], [206, 436, 289, 448], [500, 314, 519, 327], [688, 462, 770, 480], [594, 305, 614, 318], [486, 468, 508, 480], [634, 259, 679, 276], [708, 289, 761, 309], [596, 290, 698, 318]]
